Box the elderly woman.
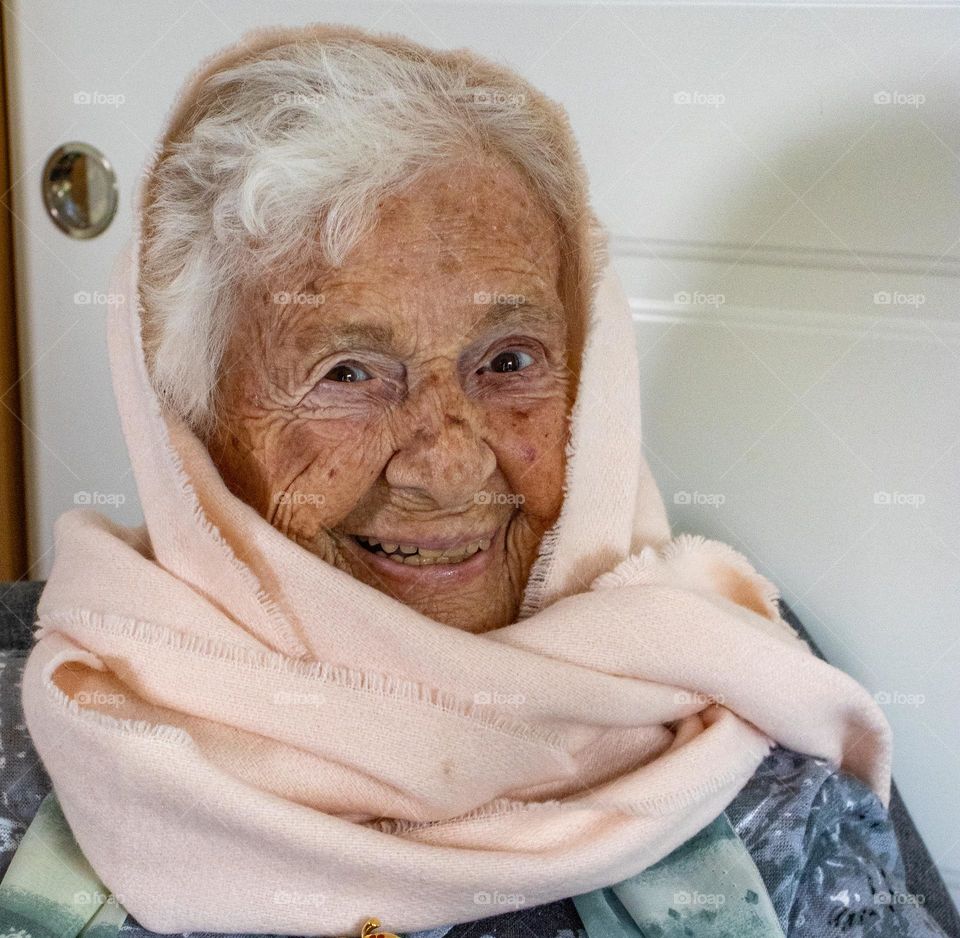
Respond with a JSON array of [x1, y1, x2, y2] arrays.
[[4, 21, 952, 938]]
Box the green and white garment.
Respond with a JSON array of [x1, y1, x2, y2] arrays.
[[0, 792, 784, 938], [0, 795, 127, 938]]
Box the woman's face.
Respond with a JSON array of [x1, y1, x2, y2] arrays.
[[209, 154, 571, 632]]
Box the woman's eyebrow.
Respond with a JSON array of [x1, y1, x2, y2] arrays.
[[464, 299, 566, 342], [304, 321, 399, 356], [299, 301, 564, 356]]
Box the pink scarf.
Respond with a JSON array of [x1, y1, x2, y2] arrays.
[[21, 24, 891, 938]]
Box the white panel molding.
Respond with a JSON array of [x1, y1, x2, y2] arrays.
[[610, 234, 960, 280], [609, 234, 960, 345], [628, 299, 960, 346]]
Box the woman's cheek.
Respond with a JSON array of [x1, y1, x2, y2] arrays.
[[276, 418, 391, 530], [489, 404, 567, 520]]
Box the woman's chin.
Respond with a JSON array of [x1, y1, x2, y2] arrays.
[[335, 522, 524, 631]]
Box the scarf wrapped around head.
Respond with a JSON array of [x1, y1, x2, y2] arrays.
[[21, 22, 892, 938]]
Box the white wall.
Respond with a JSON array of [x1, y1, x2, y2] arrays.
[[5, 0, 959, 901]]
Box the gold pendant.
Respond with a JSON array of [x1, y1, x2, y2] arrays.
[[359, 917, 400, 938]]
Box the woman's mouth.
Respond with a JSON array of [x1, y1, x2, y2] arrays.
[[351, 533, 493, 565], [341, 526, 503, 586]]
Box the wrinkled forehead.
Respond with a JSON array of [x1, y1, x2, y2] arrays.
[[336, 154, 565, 295], [138, 29, 598, 420], [254, 152, 579, 365]]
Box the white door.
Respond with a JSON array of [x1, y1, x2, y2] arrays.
[[5, 0, 959, 900]]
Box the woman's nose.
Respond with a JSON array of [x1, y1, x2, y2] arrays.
[[384, 378, 497, 509]]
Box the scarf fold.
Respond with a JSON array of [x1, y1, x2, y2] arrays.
[[20, 22, 891, 938]]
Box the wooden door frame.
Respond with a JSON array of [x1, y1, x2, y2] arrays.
[[0, 12, 27, 582]]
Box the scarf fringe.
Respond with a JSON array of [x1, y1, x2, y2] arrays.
[[37, 607, 569, 752], [516, 220, 611, 623]]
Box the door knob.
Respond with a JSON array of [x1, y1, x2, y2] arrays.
[[42, 141, 118, 239]]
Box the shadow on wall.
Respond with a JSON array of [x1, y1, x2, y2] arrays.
[[626, 91, 960, 897]]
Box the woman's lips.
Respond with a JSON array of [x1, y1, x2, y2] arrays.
[[342, 525, 502, 586], [354, 532, 492, 562]]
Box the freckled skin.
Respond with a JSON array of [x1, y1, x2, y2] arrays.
[[207, 154, 572, 632]]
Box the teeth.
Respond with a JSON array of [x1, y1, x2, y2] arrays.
[[356, 533, 494, 565]]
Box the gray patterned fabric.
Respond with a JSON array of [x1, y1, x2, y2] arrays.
[[0, 583, 956, 938], [727, 748, 949, 937]]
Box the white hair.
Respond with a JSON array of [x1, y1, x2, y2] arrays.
[[139, 36, 592, 439]]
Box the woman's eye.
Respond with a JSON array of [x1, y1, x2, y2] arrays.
[[486, 349, 535, 374], [322, 362, 372, 383]]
